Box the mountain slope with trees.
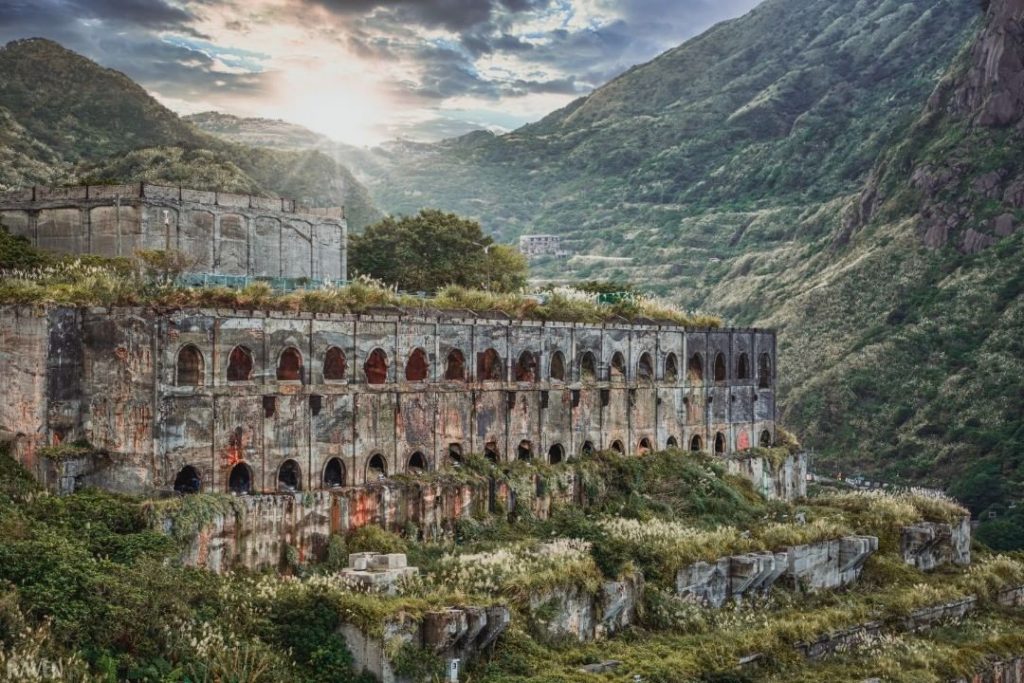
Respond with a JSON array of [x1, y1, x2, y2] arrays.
[[333, 0, 1022, 533]]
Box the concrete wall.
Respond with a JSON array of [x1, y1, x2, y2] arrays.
[[0, 305, 778, 495], [0, 184, 347, 281]]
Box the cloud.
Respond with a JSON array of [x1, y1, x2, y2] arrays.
[[0, 0, 765, 144]]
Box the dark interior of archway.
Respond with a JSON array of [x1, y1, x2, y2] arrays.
[[517, 441, 532, 460], [278, 460, 301, 491], [515, 351, 537, 382], [177, 346, 203, 386], [445, 350, 465, 380], [277, 348, 303, 381], [408, 451, 427, 471], [324, 458, 345, 488], [227, 346, 253, 382], [665, 355, 679, 382], [405, 348, 429, 381], [173, 465, 200, 494], [228, 463, 251, 494], [365, 349, 388, 384], [324, 347, 347, 380], [477, 349, 503, 381]]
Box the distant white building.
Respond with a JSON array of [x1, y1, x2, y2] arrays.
[[519, 234, 562, 257]]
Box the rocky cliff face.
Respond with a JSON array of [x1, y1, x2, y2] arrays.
[[952, 0, 1024, 127], [854, 0, 1024, 252]]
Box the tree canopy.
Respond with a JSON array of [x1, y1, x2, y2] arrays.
[[349, 209, 527, 293]]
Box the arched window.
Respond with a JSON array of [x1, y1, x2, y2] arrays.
[[638, 437, 652, 454], [364, 348, 388, 385], [610, 440, 625, 454], [666, 436, 679, 449], [690, 435, 703, 452], [548, 443, 565, 464], [517, 440, 532, 461], [579, 352, 597, 382], [323, 458, 346, 488], [714, 353, 727, 382], [477, 348, 503, 381], [665, 354, 679, 382], [515, 350, 538, 382], [550, 351, 566, 382], [760, 430, 772, 448], [324, 347, 347, 381], [737, 353, 751, 381], [226, 346, 253, 383], [444, 349, 466, 381], [278, 459, 301, 492], [484, 442, 499, 463], [228, 462, 252, 495], [405, 348, 429, 382], [715, 432, 726, 454], [581, 441, 595, 456], [637, 353, 654, 383], [407, 451, 428, 473], [176, 345, 204, 386], [277, 347, 303, 382], [688, 353, 704, 383], [367, 453, 387, 479], [758, 353, 772, 389], [610, 352, 626, 382], [448, 443, 463, 464], [173, 465, 201, 494]]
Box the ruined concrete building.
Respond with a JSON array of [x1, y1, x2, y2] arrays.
[[1, 306, 777, 495], [0, 184, 347, 281]]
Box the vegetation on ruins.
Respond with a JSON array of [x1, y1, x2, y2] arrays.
[[0, 245, 721, 327], [1, 443, 1021, 682]]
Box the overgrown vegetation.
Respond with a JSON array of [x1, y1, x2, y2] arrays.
[[0, 251, 721, 327], [0, 444, 1020, 682]]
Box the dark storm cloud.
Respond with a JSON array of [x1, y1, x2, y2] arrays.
[[0, 0, 270, 102], [311, 0, 552, 31], [314, 0, 763, 103]]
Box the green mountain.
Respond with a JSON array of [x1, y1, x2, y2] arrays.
[[182, 111, 383, 229], [0, 38, 381, 230], [333, 0, 1022, 535]]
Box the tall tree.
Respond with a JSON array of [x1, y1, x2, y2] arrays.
[[350, 210, 526, 292]]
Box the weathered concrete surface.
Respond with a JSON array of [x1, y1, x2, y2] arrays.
[[177, 474, 575, 572], [1, 305, 779, 496], [726, 452, 807, 500], [675, 536, 879, 607], [340, 552, 418, 594], [0, 183, 347, 280], [794, 597, 976, 661], [901, 516, 972, 570], [952, 657, 1024, 683], [527, 573, 644, 642], [340, 605, 509, 683]]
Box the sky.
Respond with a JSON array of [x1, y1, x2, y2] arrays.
[[0, 0, 763, 146]]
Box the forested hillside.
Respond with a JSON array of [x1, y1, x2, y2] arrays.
[[316, 0, 1022, 535]]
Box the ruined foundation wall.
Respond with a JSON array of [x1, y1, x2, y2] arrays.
[[0, 184, 347, 281], [0, 305, 778, 495]]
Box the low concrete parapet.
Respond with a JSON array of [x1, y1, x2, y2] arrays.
[[527, 573, 644, 642], [340, 604, 510, 683], [675, 535, 879, 607], [340, 553, 418, 594], [901, 516, 971, 570]]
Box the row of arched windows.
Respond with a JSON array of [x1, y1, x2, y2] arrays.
[[177, 343, 773, 388], [173, 427, 774, 495]]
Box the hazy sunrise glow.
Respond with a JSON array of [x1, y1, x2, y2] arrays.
[[0, 0, 764, 145]]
